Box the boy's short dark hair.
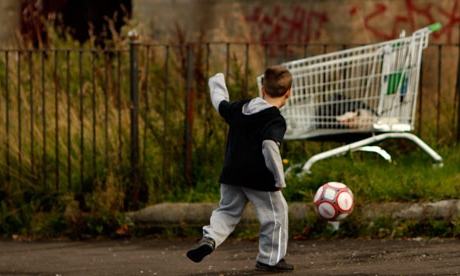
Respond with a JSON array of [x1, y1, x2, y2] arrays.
[[263, 66, 292, 98]]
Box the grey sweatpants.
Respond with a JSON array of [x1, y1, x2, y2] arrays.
[[203, 184, 289, 266]]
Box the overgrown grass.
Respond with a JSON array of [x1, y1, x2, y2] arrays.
[[281, 143, 459, 205], [178, 141, 459, 205]]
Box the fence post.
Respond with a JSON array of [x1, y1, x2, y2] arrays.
[[184, 44, 195, 187], [456, 30, 460, 144], [456, 55, 460, 144], [128, 30, 141, 209]]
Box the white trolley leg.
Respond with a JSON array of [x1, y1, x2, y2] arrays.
[[300, 133, 443, 173], [354, 146, 392, 162]]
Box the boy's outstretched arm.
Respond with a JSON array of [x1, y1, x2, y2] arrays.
[[208, 73, 229, 111]]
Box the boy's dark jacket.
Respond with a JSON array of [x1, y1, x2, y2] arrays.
[[218, 99, 286, 191]]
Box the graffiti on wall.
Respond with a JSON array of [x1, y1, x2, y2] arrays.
[[244, 5, 329, 45], [244, 5, 328, 55], [360, 0, 459, 42], [245, 0, 459, 51]]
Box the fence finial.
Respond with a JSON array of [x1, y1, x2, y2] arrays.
[[128, 29, 139, 41]]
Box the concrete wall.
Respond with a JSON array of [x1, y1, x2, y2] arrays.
[[0, 0, 458, 47], [133, 0, 459, 44], [0, 0, 20, 47]]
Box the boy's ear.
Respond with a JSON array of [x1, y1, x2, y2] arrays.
[[261, 86, 267, 98], [285, 88, 292, 99]]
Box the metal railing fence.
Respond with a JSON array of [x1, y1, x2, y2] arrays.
[[0, 41, 459, 209]]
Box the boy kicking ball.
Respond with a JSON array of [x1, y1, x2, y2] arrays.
[[187, 66, 294, 272]]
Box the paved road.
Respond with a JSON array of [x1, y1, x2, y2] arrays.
[[1, 237, 459, 276]]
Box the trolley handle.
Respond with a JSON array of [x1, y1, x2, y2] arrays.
[[415, 22, 442, 34], [413, 22, 441, 48], [427, 22, 442, 32]]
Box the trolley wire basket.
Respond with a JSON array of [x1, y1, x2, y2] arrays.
[[258, 23, 444, 173]]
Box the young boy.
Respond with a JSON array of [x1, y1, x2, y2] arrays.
[[186, 66, 293, 272]]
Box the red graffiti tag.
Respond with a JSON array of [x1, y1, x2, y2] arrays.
[[437, 0, 460, 42], [245, 5, 329, 55], [363, 0, 457, 42]]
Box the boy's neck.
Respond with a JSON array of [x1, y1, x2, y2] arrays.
[[263, 96, 286, 109], [263, 88, 291, 109]]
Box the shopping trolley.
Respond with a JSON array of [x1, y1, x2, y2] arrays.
[[258, 23, 443, 173]]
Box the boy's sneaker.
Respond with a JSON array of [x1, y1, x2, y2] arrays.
[[186, 237, 215, 263], [255, 259, 294, 272]]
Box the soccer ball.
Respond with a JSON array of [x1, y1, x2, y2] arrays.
[[313, 182, 354, 221]]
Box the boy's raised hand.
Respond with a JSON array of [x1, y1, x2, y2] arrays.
[[208, 73, 225, 89], [208, 73, 229, 111]]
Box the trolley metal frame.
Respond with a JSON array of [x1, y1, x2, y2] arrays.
[[258, 23, 443, 173]]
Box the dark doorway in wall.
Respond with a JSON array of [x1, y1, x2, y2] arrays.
[[20, 0, 132, 48]]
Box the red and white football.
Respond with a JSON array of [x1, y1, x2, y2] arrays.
[[313, 182, 354, 221]]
